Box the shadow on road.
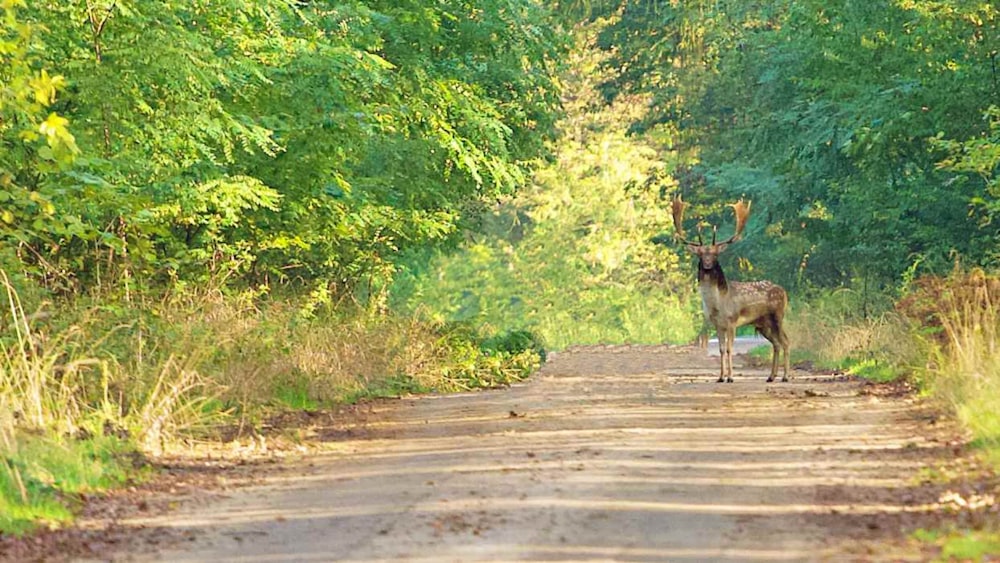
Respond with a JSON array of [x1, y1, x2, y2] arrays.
[[92, 346, 957, 562]]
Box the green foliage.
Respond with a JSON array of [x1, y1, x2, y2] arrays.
[[342, 374, 431, 405], [0, 432, 139, 535], [430, 323, 542, 391], [0, 0, 79, 274], [844, 358, 906, 383], [935, 105, 1000, 265], [587, 0, 1000, 289], [0, 1, 566, 296], [273, 380, 322, 412], [392, 27, 698, 349], [939, 532, 1000, 562], [913, 528, 1000, 562], [481, 329, 547, 362]]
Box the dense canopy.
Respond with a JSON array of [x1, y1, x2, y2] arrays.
[[1, 0, 564, 295], [581, 0, 1000, 289]]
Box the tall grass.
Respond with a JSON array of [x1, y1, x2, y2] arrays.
[[783, 288, 918, 381], [899, 270, 1000, 455], [0, 270, 220, 450], [0, 270, 543, 534], [0, 271, 161, 533]]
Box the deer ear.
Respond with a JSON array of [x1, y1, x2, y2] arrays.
[[686, 244, 700, 254], [715, 243, 730, 253]]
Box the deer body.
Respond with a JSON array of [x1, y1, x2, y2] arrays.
[[672, 197, 790, 383]]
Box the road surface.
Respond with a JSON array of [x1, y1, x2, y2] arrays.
[[97, 344, 950, 562]]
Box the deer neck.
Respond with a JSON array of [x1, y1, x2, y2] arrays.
[[697, 262, 728, 293], [697, 261, 729, 324]]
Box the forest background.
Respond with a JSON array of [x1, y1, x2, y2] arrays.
[[2, 0, 1000, 552]]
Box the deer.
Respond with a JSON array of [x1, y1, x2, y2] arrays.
[[671, 196, 790, 383]]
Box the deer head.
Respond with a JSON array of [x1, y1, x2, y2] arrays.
[[672, 196, 751, 269]]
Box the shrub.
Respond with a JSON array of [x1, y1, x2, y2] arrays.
[[481, 329, 547, 362]]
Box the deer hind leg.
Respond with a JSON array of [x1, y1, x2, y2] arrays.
[[765, 309, 791, 382], [725, 326, 736, 383], [778, 323, 791, 382], [755, 316, 782, 383]]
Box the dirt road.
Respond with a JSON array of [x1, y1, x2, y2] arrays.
[[104, 344, 955, 562]]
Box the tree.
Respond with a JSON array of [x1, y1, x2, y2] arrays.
[[588, 0, 1000, 289], [3, 1, 567, 297]]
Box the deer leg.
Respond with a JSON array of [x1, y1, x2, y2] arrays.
[[718, 327, 733, 383], [779, 324, 791, 382], [725, 326, 736, 383], [770, 342, 779, 383], [716, 327, 727, 383], [761, 319, 781, 383]]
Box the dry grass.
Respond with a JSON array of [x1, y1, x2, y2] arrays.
[[0, 270, 206, 533], [785, 289, 919, 378], [0, 270, 542, 533], [0, 270, 217, 452], [153, 292, 525, 416], [898, 270, 1000, 454]]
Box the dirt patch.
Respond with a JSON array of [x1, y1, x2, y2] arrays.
[[3, 345, 997, 562]]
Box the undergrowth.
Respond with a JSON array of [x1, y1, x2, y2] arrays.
[[0, 272, 542, 535], [897, 270, 1000, 461], [783, 288, 917, 382]]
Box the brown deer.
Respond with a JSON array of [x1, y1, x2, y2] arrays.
[[672, 196, 790, 383]]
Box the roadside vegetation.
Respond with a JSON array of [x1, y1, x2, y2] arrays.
[[0, 0, 556, 535]]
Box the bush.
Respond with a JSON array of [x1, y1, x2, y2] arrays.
[[481, 329, 547, 362]]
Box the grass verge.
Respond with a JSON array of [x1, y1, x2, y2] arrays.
[[0, 432, 141, 535], [780, 288, 916, 382], [0, 273, 544, 536], [912, 528, 1000, 562], [899, 270, 1000, 461]]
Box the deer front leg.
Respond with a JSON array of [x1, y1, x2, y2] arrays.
[[716, 327, 727, 383]]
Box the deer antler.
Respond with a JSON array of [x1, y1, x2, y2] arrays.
[[672, 196, 702, 246], [673, 196, 750, 247], [717, 199, 751, 245]]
